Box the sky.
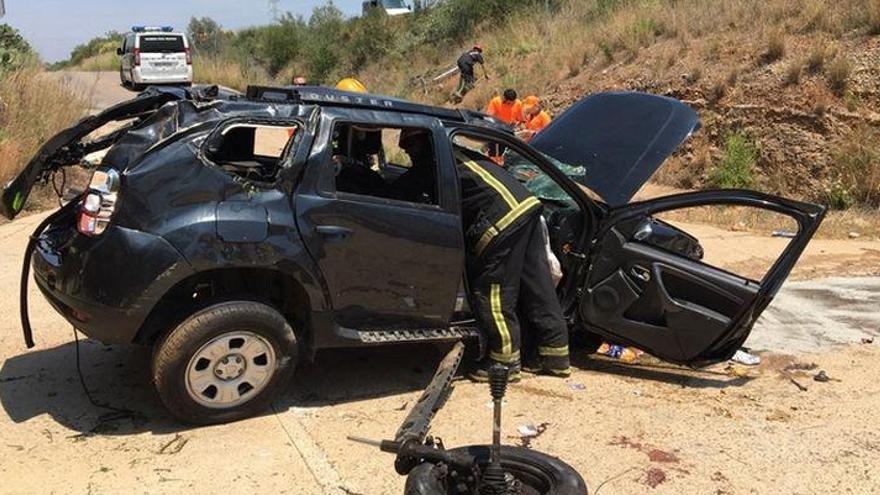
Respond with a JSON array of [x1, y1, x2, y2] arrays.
[[2, 0, 367, 62]]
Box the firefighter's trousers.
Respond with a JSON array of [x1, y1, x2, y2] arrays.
[[467, 214, 570, 369]]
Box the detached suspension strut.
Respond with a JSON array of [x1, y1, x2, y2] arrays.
[[480, 364, 516, 495]]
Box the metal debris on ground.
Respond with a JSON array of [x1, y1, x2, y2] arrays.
[[789, 377, 808, 392], [813, 370, 832, 382], [568, 383, 586, 391], [771, 230, 797, 238], [158, 433, 189, 455]]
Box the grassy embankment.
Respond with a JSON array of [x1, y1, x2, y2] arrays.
[[0, 25, 88, 216]]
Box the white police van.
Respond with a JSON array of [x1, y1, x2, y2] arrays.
[[118, 26, 192, 90]]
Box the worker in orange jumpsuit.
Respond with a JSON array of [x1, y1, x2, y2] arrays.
[[485, 88, 525, 125], [485, 89, 525, 164], [519, 95, 552, 142]]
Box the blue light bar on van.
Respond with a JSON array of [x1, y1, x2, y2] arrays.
[[131, 25, 174, 32]]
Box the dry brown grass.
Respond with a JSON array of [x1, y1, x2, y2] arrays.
[[0, 69, 88, 185], [73, 51, 118, 72], [192, 54, 276, 91], [659, 202, 880, 240]]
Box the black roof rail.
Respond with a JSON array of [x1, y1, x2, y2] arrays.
[[244, 85, 506, 125]]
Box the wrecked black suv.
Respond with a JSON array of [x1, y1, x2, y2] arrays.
[[2, 86, 824, 424]]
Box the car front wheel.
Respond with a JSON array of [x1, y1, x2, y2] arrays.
[[151, 301, 298, 424]]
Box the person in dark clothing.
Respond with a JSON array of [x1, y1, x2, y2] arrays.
[[393, 131, 570, 380], [453, 146, 571, 382], [391, 128, 437, 204], [452, 45, 486, 103]]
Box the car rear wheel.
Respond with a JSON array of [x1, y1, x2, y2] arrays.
[[151, 301, 298, 424]]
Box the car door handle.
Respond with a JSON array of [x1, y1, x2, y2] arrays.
[[315, 225, 353, 241]]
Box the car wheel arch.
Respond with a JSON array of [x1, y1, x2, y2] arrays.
[[133, 267, 315, 353]]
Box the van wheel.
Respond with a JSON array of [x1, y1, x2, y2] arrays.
[[152, 301, 298, 424], [119, 69, 127, 87]]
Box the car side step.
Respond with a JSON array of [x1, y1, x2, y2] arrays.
[[357, 325, 480, 344]]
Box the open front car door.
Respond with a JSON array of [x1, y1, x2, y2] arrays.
[[579, 190, 825, 367]]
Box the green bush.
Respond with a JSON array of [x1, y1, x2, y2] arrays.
[[710, 132, 758, 188], [0, 24, 37, 74], [833, 127, 880, 207], [67, 31, 123, 67]]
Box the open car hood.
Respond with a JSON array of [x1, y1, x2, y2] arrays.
[[530, 92, 700, 206], [0, 87, 193, 220]]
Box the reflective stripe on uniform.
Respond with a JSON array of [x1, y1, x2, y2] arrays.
[[490, 284, 512, 356], [457, 155, 518, 208], [474, 196, 541, 255], [490, 349, 521, 364], [538, 345, 569, 357]]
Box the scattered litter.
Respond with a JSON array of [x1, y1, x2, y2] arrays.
[[633, 389, 643, 397], [395, 402, 408, 411], [788, 377, 808, 392], [813, 370, 830, 382], [597, 343, 643, 363], [512, 422, 549, 448], [568, 383, 586, 391], [771, 230, 797, 238], [861, 337, 874, 344], [158, 433, 189, 455], [848, 231, 861, 239], [517, 424, 540, 437], [731, 349, 761, 366]]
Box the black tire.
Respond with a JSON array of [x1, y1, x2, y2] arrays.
[[119, 68, 128, 87], [152, 301, 298, 424], [405, 445, 587, 495]]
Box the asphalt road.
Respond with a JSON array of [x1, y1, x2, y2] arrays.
[[46, 71, 136, 114]]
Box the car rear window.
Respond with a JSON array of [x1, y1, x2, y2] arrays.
[[139, 35, 185, 53]]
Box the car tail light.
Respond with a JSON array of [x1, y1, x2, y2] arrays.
[[134, 48, 141, 66], [185, 47, 192, 65], [77, 168, 120, 237]]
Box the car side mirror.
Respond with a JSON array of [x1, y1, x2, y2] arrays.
[[116, 47, 123, 56]]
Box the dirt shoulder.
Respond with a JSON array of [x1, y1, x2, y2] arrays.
[[1, 211, 879, 494]]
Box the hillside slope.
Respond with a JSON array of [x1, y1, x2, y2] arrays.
[[358, 0, 880, 213]]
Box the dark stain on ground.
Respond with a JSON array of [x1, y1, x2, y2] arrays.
[[610, 435, 681, 464], [648, 448, 680, 463], [645, 467, 667, 488]]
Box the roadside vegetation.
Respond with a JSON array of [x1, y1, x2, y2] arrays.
[[0, 25, 87, 206], [29, 0, 880, 235]]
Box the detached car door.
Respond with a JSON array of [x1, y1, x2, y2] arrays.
[[295, 108, 464, 332], [530, 91, 825, 366]]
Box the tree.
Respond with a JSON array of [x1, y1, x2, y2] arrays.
[[304, 2, 345, 82], [0, 24, 35, 73], [188, 16, 224, 54]]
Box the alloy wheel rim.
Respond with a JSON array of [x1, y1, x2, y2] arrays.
[[185, 331, 276, 409]]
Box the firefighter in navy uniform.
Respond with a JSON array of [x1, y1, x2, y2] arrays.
[[453, 145, 570, 381], [393, 130, 570, 381]]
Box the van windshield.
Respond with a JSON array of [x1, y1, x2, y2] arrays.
[[139, 35, 185, 53]]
